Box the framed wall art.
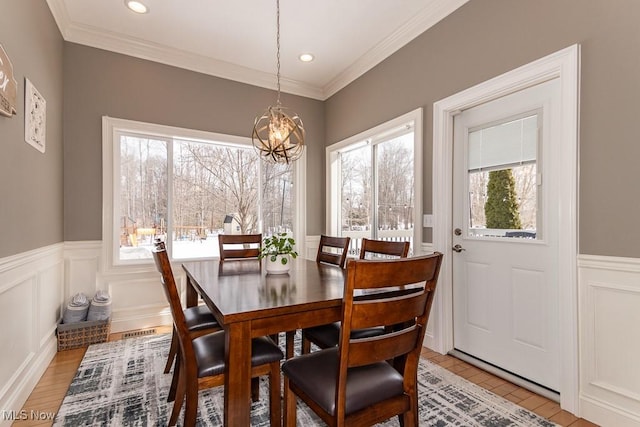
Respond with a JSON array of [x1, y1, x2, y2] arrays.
[[25, 78, 46, 153]]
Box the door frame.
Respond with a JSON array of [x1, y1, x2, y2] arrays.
[[431, 45, 580, 412]]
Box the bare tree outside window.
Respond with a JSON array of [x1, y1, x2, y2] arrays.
[[339, 132, 415, 255], [176, 142, 259, 235], [117, 133, 293, 261]]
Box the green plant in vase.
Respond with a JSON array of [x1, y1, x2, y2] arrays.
[[259, 233, 298, 274]]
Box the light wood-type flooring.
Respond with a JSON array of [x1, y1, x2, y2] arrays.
[[13, 326, 598, 426]]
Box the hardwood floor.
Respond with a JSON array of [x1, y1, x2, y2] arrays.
[[15, 326, 597, 426]]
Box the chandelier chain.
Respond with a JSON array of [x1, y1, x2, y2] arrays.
[[276, 0, 281, 107], [251, 0, 305, 164]]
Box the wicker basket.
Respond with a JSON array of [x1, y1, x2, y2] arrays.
[[57, 318, 111, 351]]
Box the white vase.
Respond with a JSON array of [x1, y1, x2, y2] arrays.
[[265, 254, 290, 274]]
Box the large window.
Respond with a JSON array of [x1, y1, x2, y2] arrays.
[[327, 109, 422, 256], [103, 118, 301, 266]]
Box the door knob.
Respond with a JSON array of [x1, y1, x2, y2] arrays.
[[452, 244, 466, 253]]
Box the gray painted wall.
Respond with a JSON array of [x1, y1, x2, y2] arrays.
[[3, 0, 640, 259], [63, 43, 325, 241], [325, 0, 640, 258], [0, 1, 64, 259]]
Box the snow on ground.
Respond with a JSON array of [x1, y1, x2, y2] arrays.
[[120, 236, 221, 260]]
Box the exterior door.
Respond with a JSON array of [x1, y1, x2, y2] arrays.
[[452, 78, 561, 391]]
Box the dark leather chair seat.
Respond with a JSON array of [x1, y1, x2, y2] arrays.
[[193, 333, 283, 378], [282, 347, 404, 416], [184, 305, 219, 331]]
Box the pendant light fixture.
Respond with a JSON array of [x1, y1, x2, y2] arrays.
[[252, 0, 305, 164]]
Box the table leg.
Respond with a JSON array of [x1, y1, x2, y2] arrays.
[[185, 275, 198, 308], [224, 321, 252, 426], [286, 331, 296, 359]]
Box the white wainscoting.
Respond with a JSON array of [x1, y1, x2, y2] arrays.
[[578, 255, 640, 427], [0, 244, 64, 427]]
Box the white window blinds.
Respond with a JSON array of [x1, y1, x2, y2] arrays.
[[468, 115, 537, 171]]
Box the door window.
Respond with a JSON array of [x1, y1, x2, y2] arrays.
[[467, 114, 540, 240]]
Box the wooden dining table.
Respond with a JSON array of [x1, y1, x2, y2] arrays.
[[181, 257, 347, 427]]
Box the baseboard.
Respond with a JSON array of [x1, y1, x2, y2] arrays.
[[0, 336, 57, 427], [110, 309, 172, 334], [580, 394, 640, 427]]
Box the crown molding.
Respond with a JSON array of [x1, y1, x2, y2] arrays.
[[47, 0, 467, 101]]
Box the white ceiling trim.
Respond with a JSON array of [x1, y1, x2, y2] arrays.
[[46, 0, 467, 101]]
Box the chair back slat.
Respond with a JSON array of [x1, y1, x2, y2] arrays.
[[359, 238, 409, 259], [218, 233, 262, 261], [348, 256, 439, 290], [347, 327, 420, 368], [316, 235, 351, 268], [350, 292, 428, 330], [221, 248, 260, 259]]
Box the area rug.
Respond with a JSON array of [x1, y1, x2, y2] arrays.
[[53, 334, 557, 426]]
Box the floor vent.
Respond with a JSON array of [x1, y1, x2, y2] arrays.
[[122, 328, 157, 339]]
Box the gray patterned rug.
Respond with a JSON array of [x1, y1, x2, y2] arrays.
[[53, 334, 557, 426]]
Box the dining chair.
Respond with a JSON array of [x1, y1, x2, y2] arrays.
[[218, 232, 279, 346], [301, 237, 410, 354], [281, 235, 352, 358], [218, 233, 262, 261], [316, 234, 351, 268], [152, 246, 283, 427], [359, 238, 410, 259], [282, 253, 443, 427], [154, 241, 221, 397]]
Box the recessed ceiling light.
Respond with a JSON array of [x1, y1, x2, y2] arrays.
[[299, 53, 315, 63], [125, 1, 149, 14]]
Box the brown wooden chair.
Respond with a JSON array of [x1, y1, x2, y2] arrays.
[[301, 237, 410, 354], [316, 234, 351, 268], [218, 233, 262, 261], [154, 241, 221, 399], [359, 238, 410, 259], [282, 253, 443, 427], [152, 246, 283, 427], [218, 232, 279, 346]]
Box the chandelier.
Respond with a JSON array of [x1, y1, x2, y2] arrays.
[[252, 0, 305, 164]]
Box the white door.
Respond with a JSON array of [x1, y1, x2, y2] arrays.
[[452, 78, 561, 391]]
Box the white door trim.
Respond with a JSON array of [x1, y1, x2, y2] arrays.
[[431, 45, 580, 413]]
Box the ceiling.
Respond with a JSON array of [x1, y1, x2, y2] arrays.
[[46, 0, 468, 100]]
